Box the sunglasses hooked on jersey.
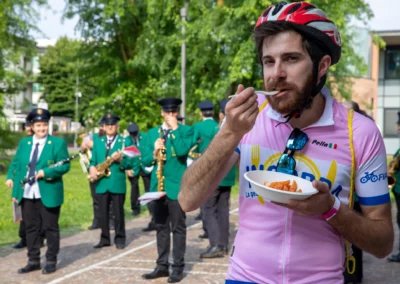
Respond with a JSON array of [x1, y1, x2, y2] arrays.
[[276, 128, 309, 175]]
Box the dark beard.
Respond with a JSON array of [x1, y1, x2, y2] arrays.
[[266, 72, 314, 115]]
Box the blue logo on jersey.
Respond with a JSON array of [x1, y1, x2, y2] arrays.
[[360, 171, 387, 184]]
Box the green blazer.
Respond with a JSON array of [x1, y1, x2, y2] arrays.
[[9, 135, 70, 208], [128, 132, 151, 177], [89, 134, 134, 194], [220, 165, 236, 187], [142, 124, 194, 200], [192, 119, 219, 153]]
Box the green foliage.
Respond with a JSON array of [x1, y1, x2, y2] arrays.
[[0, 0, 47, 148], [63, 0, 374, 129], [38, 37, 97, 121], [0, 0, 46, 88]]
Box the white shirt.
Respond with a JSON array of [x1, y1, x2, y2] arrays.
[[24, 135, 48, 199], [161, 122, 172, 132], [106, 135, 118, 150]]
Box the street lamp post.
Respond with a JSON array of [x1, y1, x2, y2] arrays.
[[73, 75, 81, 149], [180, 1, 189, 125]]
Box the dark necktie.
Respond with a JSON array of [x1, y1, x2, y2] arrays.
[[163, 129, 171, 142], [28, 143, 39, 185], [105, 136, 116, 157]]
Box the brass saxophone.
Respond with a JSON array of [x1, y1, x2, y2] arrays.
[[89, 133, 126, 183], [388, 154, 399, 189], [156, 128, 166, 191], [89, 156, 114, 183]]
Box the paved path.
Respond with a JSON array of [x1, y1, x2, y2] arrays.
[[0, 204, 399, 284]]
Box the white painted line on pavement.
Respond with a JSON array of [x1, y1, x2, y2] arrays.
[[48, 207, 238, 284], [95, 266, 227, 276], [47, 240, 156, 284], [123, 259, 230, 267]]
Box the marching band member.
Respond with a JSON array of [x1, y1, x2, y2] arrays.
[[80, 117, 115, 230], [89, 113, 134, 250], [200, 99, 236, 258], [6, 108, 70, 274], [141, 98, 194, 283]]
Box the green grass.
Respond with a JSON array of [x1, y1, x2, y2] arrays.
[[0, 158, 148, 247]]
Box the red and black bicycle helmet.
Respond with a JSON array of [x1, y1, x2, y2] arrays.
[[255, 1, 342, 122]]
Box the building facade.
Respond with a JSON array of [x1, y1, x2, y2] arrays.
[[376, 31, 400, 155], [3, 39, 71, 133]]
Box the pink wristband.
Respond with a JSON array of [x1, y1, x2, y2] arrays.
[[321, 196, 341, 221]]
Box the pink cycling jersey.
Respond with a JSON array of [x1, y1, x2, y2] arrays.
[[226, 87, 389, 284]]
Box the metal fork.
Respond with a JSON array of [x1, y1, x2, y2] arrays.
[[251, 145, 260, 171]]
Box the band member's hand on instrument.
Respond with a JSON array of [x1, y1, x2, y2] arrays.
[[155, 138, 165, 150], [36, 170, 45, 180], [5, 179, 13, 189], [225, 84, 258, 138], [89, 166, 98, 181], [111, 152, 122, 162], [165, 115, 178, 130], [153, 138, 165, 158], [126, 170, 134, 177]]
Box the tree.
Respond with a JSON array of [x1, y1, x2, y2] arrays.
[[0, 0, 47, 150], [64, 0, 373, 129], [0, 0, 47, 94], [38, 37, 97, 121]]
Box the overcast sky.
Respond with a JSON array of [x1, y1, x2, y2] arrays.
[[35, 0, 400, 40]]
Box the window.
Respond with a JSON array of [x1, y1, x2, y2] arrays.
[[384, 108, 399, 137], [33, 83, 43, 93], [349, 27, 372, 78], [385, 48, 400, 79]]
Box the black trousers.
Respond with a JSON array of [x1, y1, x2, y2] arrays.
[[343, 202, 363, 283], [154, 197, 186, 272], [98, 192, 125, 245], [129, 171, 151, 212], [89, 181, 100, 225], [19, 220, 27, 243], [203, 186, 231, 247], [21, 199, 60, 264], [18, 220, 45, 245]]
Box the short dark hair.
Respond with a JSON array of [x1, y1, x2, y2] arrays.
[[254, 21, 328, 68], [201, 110, 214, 118]]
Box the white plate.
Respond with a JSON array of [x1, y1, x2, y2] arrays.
[[244, 170, 318, 204]]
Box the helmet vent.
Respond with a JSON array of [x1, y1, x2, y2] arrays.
[[272, 1, 288, 16], [287, 3, 301, 14]]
